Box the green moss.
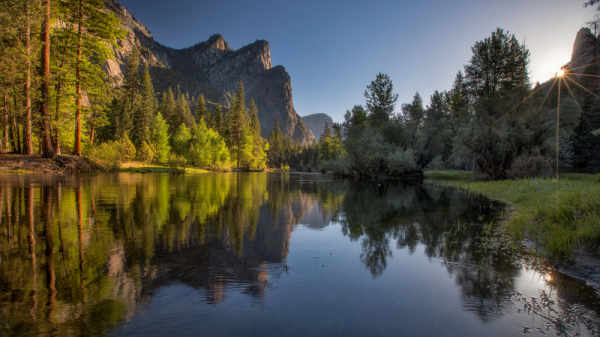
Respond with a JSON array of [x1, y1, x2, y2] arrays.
[[426, 170, 600, 264]]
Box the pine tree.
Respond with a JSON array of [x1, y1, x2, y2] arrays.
[[213, 103, 224, 137], [64, 0, 123, 156], [364, 73, 398, 126], [131, 65, 156, 146], [194, 94, 207, 123], [39, 0, 55, 158], [229, 80, 246, 166], [149, 112, 170, 163], [123, 46, 140, 112], [268, 118, 283, 167]]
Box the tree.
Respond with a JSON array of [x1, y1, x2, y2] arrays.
[[123, 47, 140, 112], [149, 112, 170, 163], [229, 80, 246, 166], [464, 28, 529, 99], [364, 73, 398, 126], [213, 103, 224, 137], [61, 0, 123, 156], [131, 65, 156, 146], [247, 98, 267, 170], [172, 123, 191, 157], [39, 0, 55, 158], [194, 94, 207, 123], [268, 118, 283, 167]]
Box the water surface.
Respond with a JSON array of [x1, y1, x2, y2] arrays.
[[0, 172, 598, 336]]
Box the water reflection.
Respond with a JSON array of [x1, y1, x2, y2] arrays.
[[0, 173, 597, 337]]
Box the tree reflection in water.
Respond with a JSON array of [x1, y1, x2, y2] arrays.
[[0, 173, 597, 337]]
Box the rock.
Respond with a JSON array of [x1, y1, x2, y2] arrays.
[[102, 0, 314, 145], [301, 113, 334, 140]]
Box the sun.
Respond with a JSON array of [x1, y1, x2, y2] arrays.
[[556, 69, 565, 77]]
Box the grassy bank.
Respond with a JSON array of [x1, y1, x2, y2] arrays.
[[425, 170, 600, 264], [119, 162, 209, 173]]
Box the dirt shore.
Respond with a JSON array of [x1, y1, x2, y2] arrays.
[[0, 154, 97, 173]]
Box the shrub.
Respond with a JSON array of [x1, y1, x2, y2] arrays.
[[386, 148, 417, 175], [280, 164, 290, 171], [87, 141, 123, 170], [120, 135, 136, 162], [168, 154, 187, 172], [137, 141, 155, 163], [507, 149, 553, 179]]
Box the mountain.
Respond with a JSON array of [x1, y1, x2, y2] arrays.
[[301, 113, 334, 140], [103, 0, 314, 145], [541, 27, 598, 93]]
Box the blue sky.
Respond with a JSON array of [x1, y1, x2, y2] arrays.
[[120, 0, 595, 123]]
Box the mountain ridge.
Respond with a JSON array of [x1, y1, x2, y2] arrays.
[[103, 0, 314, 145]]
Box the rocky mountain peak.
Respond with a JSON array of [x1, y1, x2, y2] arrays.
[[103, 1, 314, 145]]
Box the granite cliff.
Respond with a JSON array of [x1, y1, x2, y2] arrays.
[[541, 27, 599, 93], [103, 0, 314, 145], [301, 113, 334, 140]]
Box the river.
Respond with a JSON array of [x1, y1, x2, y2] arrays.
[[0, 172, 598, 336]]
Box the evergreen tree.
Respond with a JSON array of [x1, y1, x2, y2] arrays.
[[268, 118, 283, 167], [159, 88, 176, 128], [464, 28, 529, 99], [123, 46, 140, 115], [229, 80, 246, 166], [213, 103, 224, 137], [194, 94, 207, 123], [131, 65, 156, 145], [62, 0, 123, 156], [364, 73, 398, 126], [149, 112, 170, 163]]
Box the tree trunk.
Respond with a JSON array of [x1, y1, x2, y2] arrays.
[[22, 0, 33, 154], [11, 93, 21, 153], [39, 0, 55, 158], [2, 95, 8, 153], [73, 0, 83, 157], [54, 81, 61, 155]]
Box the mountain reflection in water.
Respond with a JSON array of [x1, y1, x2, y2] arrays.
[[0, 172, 598, 337]]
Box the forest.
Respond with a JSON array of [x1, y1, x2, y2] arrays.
[[0, 0, 599, 179]]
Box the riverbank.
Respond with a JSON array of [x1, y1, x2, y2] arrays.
[[425, 170, 600, 289], [0, 154, 99, 173]]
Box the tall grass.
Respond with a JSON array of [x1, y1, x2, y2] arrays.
[[425, 171, 600, 264]]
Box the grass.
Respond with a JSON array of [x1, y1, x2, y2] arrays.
[[119, 162, 210, 174], [425, 170, 600, 265]]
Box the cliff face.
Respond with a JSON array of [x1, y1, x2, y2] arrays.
[[103, 0, 314, 145], [301, 113, 334, 140]]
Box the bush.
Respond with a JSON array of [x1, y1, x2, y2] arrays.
[[386, 148, 416, 175], [137, 141, 155, 163], [168, 154, 187, 172], [87, 141, 123, 170], [280, 164, 290, 171], [507, 149, 553, 179], [120, 135, 136, 162], [318, 157, 350, 174]]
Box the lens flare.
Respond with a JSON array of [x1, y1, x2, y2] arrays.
[[556, 69, 565, 77]]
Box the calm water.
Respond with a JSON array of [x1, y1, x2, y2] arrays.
[[0, 172, 598, 337]]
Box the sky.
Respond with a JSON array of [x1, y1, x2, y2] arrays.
[[119, 0, 596, 123]]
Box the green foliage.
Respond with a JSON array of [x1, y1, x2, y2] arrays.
[[137, 140, 155, 163], [464, 28, 529, 98], [168, 154, 187, 172], [432, 171, 600, 264], [194, 94, 207, 123], [364, 73, 398, 125], [120, 134, 137, 162], [507, 149, 553, 179], [172, 123, 191, 157], [149, 112, 171, 163]]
